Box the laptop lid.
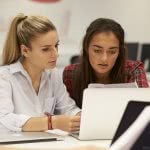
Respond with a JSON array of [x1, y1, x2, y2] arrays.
[[111, 101, 150, 150], [78, 88, 150, 140], [0, 131, 63, 144]]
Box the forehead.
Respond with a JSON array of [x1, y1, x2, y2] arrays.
[[90, 31, 119, 46], [31, 30, 58, 46]]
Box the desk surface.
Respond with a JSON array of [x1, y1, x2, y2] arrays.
[[4, 136, 111, 150]]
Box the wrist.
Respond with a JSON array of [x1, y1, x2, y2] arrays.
[[45, 112, 52, 130], [51, 115, 57, 129]]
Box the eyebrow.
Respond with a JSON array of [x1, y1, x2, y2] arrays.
[[40, 41, 60, 47], [92, 45, 119, 50]]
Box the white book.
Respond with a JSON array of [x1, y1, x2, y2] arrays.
[[88, 82, 138, 88]]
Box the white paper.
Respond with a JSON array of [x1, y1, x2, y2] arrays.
[[110, 106, 150, 150]]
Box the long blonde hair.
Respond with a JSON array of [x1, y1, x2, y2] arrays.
[[2, 13, 56, 65]]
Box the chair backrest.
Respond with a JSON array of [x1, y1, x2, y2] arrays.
[[141, 44, 150, 72], [126, 42, 139, 60], [70, 55, 80, 64]]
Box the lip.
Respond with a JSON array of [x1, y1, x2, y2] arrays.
[[98, 64, 109, 69], [98, 64, 108, 66]]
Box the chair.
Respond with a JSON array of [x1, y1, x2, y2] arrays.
[[70, 55, 80, 64], [141, 44, 150, 72], [126, 42, 139, 60]]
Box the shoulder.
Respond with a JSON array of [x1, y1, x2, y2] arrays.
[[64, 64, 79, 72], [125, 60, 149, 87], [0, 65, 11, 79], [125, 60, 144, 74], [63, 64, 80, 78]]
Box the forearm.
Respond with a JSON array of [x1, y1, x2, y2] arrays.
[[21, 112, 81, 132], [22, 117, 48, 132]]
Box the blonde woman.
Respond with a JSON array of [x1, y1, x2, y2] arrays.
[[0, 14, 80, 133]]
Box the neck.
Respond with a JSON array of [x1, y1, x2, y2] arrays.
[[21, 59, 43, 94], [95, 72, 111, 84]]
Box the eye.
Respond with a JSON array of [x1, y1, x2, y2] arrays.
[[109, 50, 116, 54], [42, 48, 49, 52], [93, 49, 101, 53], [55, 43, 59, 49]]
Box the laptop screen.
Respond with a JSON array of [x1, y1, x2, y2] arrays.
[[111, 101, 150, 150]]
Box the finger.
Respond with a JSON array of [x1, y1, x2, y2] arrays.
[[71, 116, 81, 122], [69, 121, 80, 128], [76, 112, 81, 116], [69, 122, 80, 128], [71, 127, 80, 132], [72, 122, 80, 127], [69, 127, 80, 132]]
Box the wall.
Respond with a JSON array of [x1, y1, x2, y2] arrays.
[[0, 0, 150, 68], [68, 0, 150, 44]]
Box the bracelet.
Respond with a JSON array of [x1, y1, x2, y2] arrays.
[[45, 112, 52, 130]]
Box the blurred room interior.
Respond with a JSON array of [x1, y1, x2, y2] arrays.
[[0, 0, 150, 82]]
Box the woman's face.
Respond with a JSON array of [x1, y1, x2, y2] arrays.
[[88, 31, 119, 77], [23, 30, 59, 70]]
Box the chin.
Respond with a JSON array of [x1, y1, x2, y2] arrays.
[[46, 65, 56, 69], [97, 70, 109, 75]]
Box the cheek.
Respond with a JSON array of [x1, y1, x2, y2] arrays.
[[31, 53, 46, 64], [110, 54, 119, 65], [89, 51, 96, 62], [89, 54, 95, 66]]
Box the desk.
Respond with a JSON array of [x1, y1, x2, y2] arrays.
[[4, 136, 111, 150]]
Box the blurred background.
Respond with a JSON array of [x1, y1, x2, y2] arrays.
[[0, 0, 150, 81]]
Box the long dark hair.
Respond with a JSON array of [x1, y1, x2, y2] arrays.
[[74, 18, 127, 107]]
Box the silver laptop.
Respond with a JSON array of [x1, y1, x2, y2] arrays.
[[71, 88, 150, 140], [0, 131, 64, 144]]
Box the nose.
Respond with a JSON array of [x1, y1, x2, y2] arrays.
[[50, 47, 59, 58], [101, 52, 108, 62]]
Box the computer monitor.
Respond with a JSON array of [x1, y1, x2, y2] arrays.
[[141, 44, 150, 72], [126, 42, 139, 60]]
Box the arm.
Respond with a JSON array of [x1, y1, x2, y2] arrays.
[[49, 69, 81, 132], [22, 117, 48, 131], [0, 71, 80, 132], [51, 69, 81, 115], [0, 73, 30, 131], [131, 62, 149, 87], [0, 72, 49, 132]]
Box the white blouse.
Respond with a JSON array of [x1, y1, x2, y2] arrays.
[[0, 61, 80, 132]]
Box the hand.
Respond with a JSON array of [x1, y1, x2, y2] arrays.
[[51, 115, 80, 132], [76, 111, 81, 116]]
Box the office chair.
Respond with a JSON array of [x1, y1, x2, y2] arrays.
[[70, 55, 80, 64], [126, 42, 139, 60], [141, 44, 150, 72]]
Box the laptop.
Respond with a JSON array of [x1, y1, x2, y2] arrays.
[[71, 88, 150, 140], [111, 101, 150, 150], [0, 131, 64, 144]]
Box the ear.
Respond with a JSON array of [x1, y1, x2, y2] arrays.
[[20, 44, 31, 58]]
